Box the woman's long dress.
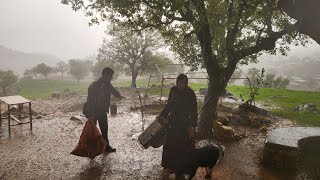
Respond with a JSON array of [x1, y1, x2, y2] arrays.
[[159, 86, 197, 173]]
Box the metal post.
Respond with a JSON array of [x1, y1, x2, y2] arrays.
[[8, 105, 10, 135], [29, 102, 32, 131], [0, 101, 2, 126], [18, 104, 22, 123], [159, 76, 165, 104], [144, 75, 152, 105]]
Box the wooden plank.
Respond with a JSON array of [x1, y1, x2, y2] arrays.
[[0, 95, 31, 105], [10, 115, 21, 124], [10, 121, 31, 126]]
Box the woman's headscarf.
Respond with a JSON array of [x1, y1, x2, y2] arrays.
[[176, 74, 188, 86]]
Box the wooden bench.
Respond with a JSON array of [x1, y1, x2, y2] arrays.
[[0, 95, 32, 135]]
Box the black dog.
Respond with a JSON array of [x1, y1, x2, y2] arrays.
[[181, 140, 225, 179]]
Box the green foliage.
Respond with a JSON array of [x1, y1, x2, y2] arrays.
[[240, 68, 266, 106], [0, 70, 18, 96], [63, 0, 310, 133], [56, 61, 69, 76], [18, 79, 89, 99], [63, 0, 308, 71], [68, 59, 91, 84], [227, 85, 320, 126], [244, 67, 260, 86], [34, 63, 52, 79], [97, 28, 174, 87], [16, 77, 320, 126]]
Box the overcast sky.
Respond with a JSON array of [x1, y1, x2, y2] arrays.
[[0, 0, 320, 62], [0, 0, 107, 60]]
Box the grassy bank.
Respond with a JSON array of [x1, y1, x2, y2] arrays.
[[17, 79, 320, 126]]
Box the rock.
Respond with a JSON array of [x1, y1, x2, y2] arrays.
[[239, 103, 268, 116], [218, 116, 230, 126], [70, 115, 84, 124], [131, 132, 141, 140], [260, 126, 268, 133], [262, 127, 320, 169], [198, 88, 208, 95], [35, 115, 44, 119], [294, 103, 318, 113], [51, 92, 61, 99], [222, 125, 234, 136]]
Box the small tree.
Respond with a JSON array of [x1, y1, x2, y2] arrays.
[[34, 63, 52, 79], [56, 61, 69, 76], [264, 73, 276, 88], [98, 28, 171, 87], [68, 59, 90, 84], [23, 69, 35, 79], [0, 70, 18, 96], [278, 77, 290, 89], [244, 68, 260, 87]]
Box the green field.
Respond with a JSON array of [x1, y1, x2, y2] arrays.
[[17, 79, 320, 126]]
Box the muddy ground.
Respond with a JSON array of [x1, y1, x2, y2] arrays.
[[0, 91, 299, 180]]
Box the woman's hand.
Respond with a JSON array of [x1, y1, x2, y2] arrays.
[[188, 127, 196, 149], [188, 127, 195, 140]]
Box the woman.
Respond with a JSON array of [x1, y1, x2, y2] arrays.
[[158, 74, 198, 177]]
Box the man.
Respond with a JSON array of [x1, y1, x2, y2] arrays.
[[83, 67, 121, 152]]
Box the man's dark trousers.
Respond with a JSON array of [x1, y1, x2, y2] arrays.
[[95, 113, 109, 145]]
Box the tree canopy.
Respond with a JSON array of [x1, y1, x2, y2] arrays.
[[63, 0, 309, 137], [34, 63, 52, 79], [97, 28, 174, 87], [0, 70, 18, 96], [68, 59, 91, 84], [56, 61, 69, 76]]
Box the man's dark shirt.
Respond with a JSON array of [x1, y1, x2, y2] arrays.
[[83, 78, 121, 118]]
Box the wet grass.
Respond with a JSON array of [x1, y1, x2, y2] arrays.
[[227, 86, 320, 126], [16, 79, 320, 126], [17, 79, 89, 99]]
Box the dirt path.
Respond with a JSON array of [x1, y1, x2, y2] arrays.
[[0, 95, 298, 180]]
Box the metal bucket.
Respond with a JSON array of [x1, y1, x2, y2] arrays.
[[110, 104, 117, 116]]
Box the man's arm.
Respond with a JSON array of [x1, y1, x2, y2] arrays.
[[110, 85, 121, 99]]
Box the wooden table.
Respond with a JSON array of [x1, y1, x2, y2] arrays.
[[0, 95, 32, 135]]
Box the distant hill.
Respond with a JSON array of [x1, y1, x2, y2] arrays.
[[0, 45, 61, 75]]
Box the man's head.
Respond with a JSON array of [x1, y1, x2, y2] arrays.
[[102, 67, 114, 83], [176, 74, 188, 92]]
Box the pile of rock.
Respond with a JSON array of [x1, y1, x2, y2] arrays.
[[294, 103, 318, 114]]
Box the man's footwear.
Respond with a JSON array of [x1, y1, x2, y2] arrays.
[[105, 145, 116, 152]]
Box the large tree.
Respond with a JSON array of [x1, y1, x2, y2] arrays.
[[56, 61, 69, 76], [0, 70, 18, 96], [68, 59, 90, 84], [34, 63, 52, 79], [97, 29, 173, 87], [63, 0, 308, 138]]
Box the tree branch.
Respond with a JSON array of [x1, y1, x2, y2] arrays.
[[234, 24, 296, 61]]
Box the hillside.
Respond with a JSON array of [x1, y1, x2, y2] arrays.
[[0, 45, 61, 75]]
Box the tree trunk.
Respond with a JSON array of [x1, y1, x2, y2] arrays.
[[2, 87, 6, 96], [77, 79, 80, 85], [131, 73, 138, 88], [197, 74, 226, 139]]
